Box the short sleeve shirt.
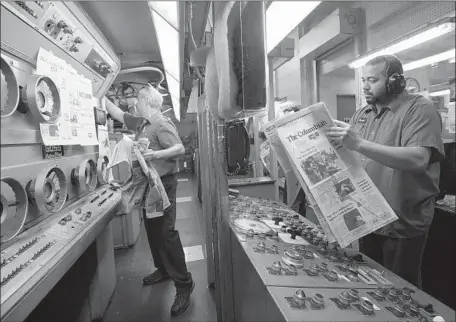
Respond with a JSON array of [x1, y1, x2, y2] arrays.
[[123, 113, 182, 177], [349, 91, 445, 238]]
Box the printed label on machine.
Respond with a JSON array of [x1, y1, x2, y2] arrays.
[[41, 145, 64, 159]]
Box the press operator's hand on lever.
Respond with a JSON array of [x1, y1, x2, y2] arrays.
[[326, 120, 363, 151]]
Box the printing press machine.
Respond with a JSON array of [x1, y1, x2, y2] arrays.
[[228, 194, 456, 322], [1, 2, 123, 321]]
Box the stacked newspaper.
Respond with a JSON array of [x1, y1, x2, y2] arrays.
[[263, 102, 398, 248]]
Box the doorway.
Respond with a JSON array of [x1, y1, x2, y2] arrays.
[[336, 94, 356, 123]]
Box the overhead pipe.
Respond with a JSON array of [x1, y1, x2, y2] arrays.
[[118, 66, 166, 92]]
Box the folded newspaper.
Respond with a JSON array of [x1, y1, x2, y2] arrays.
[[106, 134, 170, 217], [263, 102, 398, 248]]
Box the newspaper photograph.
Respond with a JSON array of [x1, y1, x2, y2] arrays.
[[272, 102, 398, 248]]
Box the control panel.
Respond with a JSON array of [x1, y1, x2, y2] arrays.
[[0, 186, 120, 315], [267, 286, 455, 322], [236, 234, 400, 289], [1, 1, 120, 98]]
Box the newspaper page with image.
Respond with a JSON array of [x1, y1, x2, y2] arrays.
[[263, 117, 337, 244], [273, 102, 398, 248]]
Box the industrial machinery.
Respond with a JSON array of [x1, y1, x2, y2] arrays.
[[228, 195, 455, 322], [1, 2, 121, 321]]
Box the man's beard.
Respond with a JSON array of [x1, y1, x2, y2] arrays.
[[365, 93, 394, 106]]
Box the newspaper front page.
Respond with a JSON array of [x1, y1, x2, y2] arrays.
[[263, 115, 337, 244], [265, 102, 398, 248]]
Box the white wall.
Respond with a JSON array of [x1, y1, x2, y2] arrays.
[[274, 56, 301, 104], [274, 28, 302, 105], [319, 75, 357, 118]]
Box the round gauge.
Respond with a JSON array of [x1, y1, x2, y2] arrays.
[[1, 177, 28, 243], [405, 77, 420, 93], [27, 167, 68, 216], [72, 159, 98, 192], [22, 75, 61, 123], [1, 57, 20, 118]]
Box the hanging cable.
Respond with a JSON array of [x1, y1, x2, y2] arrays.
[[188, 2, 198, 50]]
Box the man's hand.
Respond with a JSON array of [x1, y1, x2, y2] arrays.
[[326, 120, 363, 151], [142, 149, 163, 160]]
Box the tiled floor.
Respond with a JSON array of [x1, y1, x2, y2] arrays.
[[102, 173, 217, 322]]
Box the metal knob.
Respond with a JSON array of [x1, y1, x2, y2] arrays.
[[392, 304, 406, 317], [271, 261, 282, 274], [348, 288, 359, 301], [361, 299, 374, 314], [293, 289, 306, 307], [388, 288, 400, 301], [311, 293, 325, 308], [304, 250, 314, 259], [256, 241, 265, 251], [339, 291, 351, 306]]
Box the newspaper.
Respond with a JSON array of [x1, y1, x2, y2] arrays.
[[36, 48, 98, 145], [263, 110, 337, 244], [259, 141, 271, 173], [265, 102, 398, 248], [106, 135, 170, 217]]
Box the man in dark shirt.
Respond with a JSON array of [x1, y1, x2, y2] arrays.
[[326, 55, 444, 288], [106, 86, 194, 316]]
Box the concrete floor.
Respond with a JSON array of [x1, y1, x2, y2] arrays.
[[102, 173, 217, 322]]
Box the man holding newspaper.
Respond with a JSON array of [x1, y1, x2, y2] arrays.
[[106, 86, 194, 316], [326, 55, 445, 288]]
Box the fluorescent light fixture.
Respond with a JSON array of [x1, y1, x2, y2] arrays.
[[151, 11, 180, 80], [149, 3, 180, 120], [148, 1, 178, 29], [429, 89, 450, 97], [348, 20, 455, 69], [266, 1, 320, 53], [450, 57, 456, 63], [171, 96, 180, 120], [403, 49, 455, 71], [165, 71, 180, 100]]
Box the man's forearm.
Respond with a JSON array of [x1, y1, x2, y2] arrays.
[[143, 144, 185, 161], [356, 140, 430, 172], [105, 98, 125, 123]]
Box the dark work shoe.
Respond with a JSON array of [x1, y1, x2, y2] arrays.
[[170, 280, 195, 316], [142, 270, 170, 286]]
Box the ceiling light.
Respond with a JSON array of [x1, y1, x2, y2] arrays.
[[165, 71, 180, 100], [148, 1, 178, 29], [149, 4, 181, 121], [348, 19, 455, 69], [171, 96, 180, 120], [429, 89, 450, 97], [403, 49, 455, 71], [151, 11, 180, 80], [266, 1, 320, 53], [450, 57, 456, 63]]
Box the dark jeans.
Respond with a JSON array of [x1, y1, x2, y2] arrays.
[[143, 174, 192, 288], [359, 232, 428, 289]]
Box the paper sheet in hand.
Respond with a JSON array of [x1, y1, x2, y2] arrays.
[[270, 102, 398, 248]]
